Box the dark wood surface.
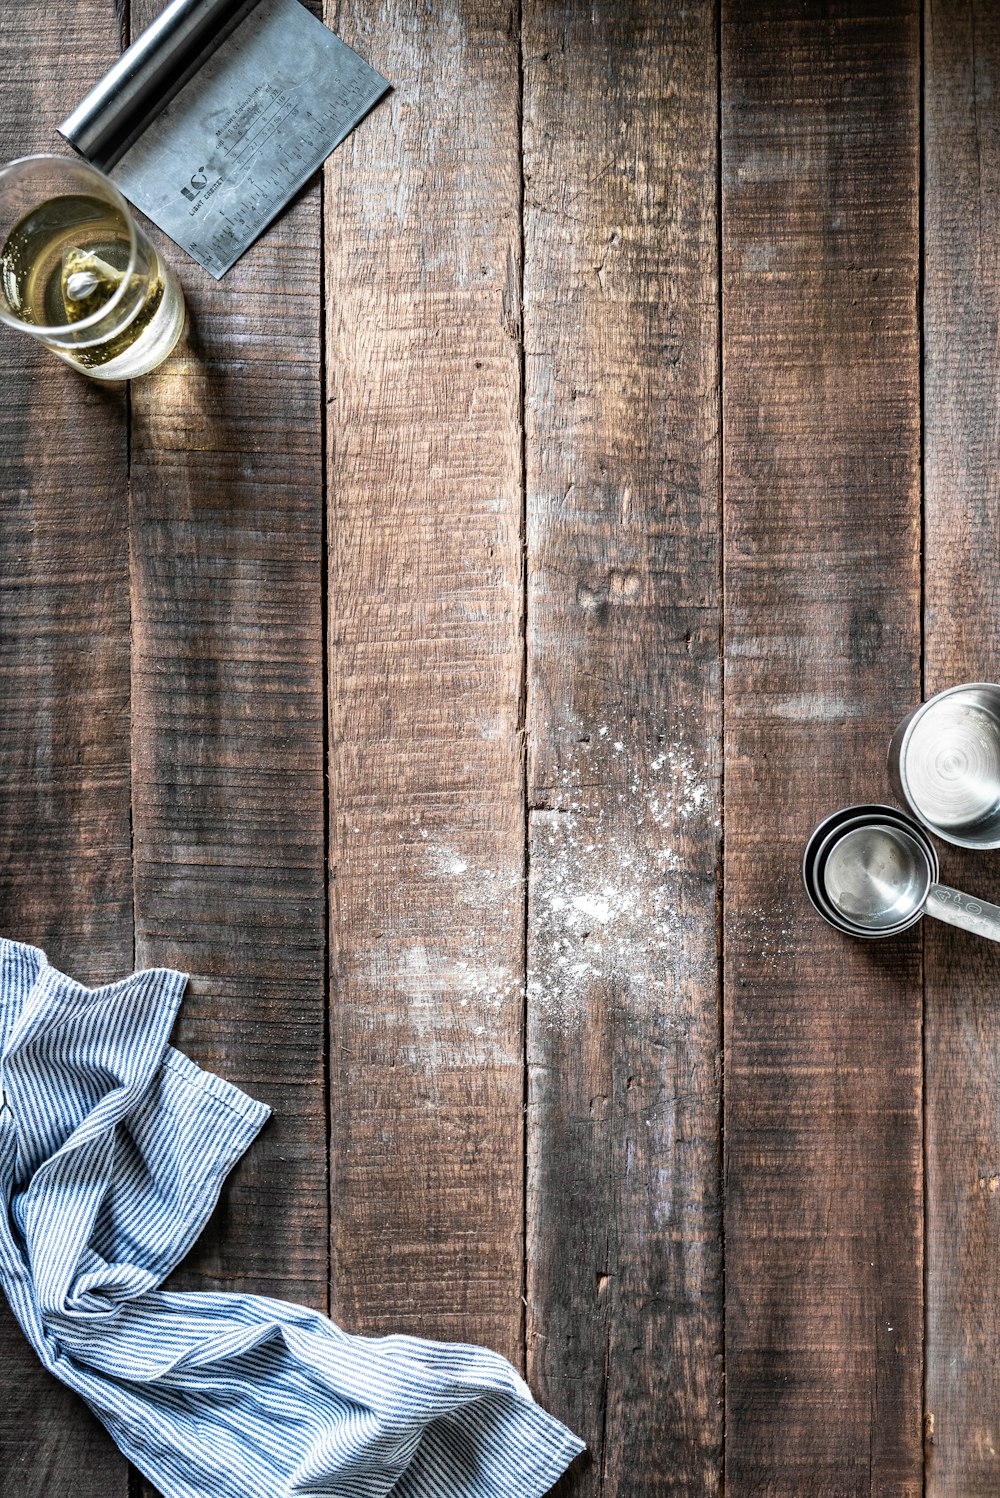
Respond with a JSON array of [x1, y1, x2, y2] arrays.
[[722, 4, 924, 1495], [1, 1, 999, 1495], [325, 0, 525, 1361], [0, 2, 131, 1494], [127, 8, 329, 1498], [924, 4, 1000, 1492], [522, 3, 722, 1493]]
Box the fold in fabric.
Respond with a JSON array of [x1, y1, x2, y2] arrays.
[[0, 938, 585, 1496]]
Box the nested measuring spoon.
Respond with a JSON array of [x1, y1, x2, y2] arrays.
[[803, 805, 1000, 943]]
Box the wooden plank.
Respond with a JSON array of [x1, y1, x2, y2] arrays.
[[722, 4, 923, 1493], [522, 2, 722, 1491], [126, 0, 327, 1423], [0, 3, 132, 1494], [324, 0, 525, 1357], [924, 4, 1000, 1492]]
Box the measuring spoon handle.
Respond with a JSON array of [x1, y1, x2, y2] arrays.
[[926, 883, 1000, 943]]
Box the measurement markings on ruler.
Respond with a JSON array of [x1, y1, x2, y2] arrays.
[[102, 0, 390, 276]]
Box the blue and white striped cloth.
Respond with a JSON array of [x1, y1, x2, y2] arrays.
[[0, 937, 585, 1496]]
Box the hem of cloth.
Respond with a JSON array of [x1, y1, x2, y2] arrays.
[[147, 1048, 272, 1269], [472, 1401, 587, 1498], [160, 1047, 272, 1134], [514, 1430, 587, 1497], [100, 1407, 587, 1498]]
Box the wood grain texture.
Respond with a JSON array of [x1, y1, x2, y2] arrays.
[[0, 5, 969, 1495], [924, 4, 1000, 1491], [722, 4, 923, 1493], [126, 20, 327, 1498], [324, 1, 525, 1356], [522, 2, 722, 1491], [0, 3, 131, 1493]]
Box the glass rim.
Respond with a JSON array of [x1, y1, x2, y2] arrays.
[[0, 151, 140, 337]]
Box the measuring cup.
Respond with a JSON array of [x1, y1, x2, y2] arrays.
[[804, 804, 936, 934], [889, 682, 1000, 848], [803, 804, 1000, 942]]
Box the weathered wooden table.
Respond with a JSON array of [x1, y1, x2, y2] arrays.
[[2, 1, 999, 1493]]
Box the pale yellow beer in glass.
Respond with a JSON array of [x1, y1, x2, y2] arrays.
[[0, 153, 185, 379]]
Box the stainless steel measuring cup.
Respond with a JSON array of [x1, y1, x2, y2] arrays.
[[803, 804, 1000, 942], [889, 682, 1000, 848], [804, 804, 936, 935]]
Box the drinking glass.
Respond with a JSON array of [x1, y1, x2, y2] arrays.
[[0, 153, 185, 379]]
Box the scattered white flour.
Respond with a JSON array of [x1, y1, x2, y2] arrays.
[[392, 943, 522, 1017], [426, 845, 469, 877], [363, 939, 522, 1069], [729, 909, 795, 974], [527, 724, 719, 1030], [356, 722, 719, 1051]]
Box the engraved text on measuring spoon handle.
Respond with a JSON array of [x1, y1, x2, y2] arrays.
[[925, 884, 1000, 944]]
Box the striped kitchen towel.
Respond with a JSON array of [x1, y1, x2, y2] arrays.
[[0, 937, 585, 1497]]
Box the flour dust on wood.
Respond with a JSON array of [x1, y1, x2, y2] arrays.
[[528, 721, 719, 1030]]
